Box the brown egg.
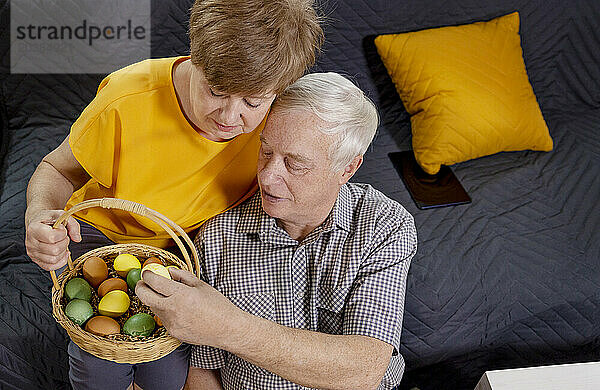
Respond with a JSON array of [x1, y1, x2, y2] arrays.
[[142, 256, 163, 269], [97, 278, 128, 298], [82, 256, 108, 288], [85, 316, 121, 336]]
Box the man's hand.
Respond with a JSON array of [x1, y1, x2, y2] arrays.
[[135, 268, 245, 348], [25, 210, 82, 271]]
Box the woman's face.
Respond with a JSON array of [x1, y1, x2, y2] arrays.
[[187, 63, 276, 142]]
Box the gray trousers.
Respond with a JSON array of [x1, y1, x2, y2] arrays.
[[63, 220, 190, 390]]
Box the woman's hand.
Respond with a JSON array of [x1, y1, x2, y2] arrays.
[[25, 210, 81, 271]]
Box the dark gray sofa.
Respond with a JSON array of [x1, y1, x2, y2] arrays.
[[1, 1, 599, 389]]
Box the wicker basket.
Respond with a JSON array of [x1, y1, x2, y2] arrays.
[[50, 198, 200, 364]]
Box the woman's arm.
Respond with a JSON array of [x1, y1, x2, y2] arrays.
[[25, 136, 91, 270]]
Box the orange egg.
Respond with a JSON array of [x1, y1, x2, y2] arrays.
[[97, 278, 128, 298], [142, 256, 162, 269], [154, 314, 163, 327], [85, 316, 121, 336], [82, 256, 108, 288]]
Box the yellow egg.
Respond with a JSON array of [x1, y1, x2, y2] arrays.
[[142, 263, 172, 280], [98, 290, 130, 317], [113, 254, 141, 278]]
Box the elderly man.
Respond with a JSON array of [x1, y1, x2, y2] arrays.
[[137, 73, 417, 389]]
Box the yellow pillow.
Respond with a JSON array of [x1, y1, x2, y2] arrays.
[[375, 12, 553, 175]]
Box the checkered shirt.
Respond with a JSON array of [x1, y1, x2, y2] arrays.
[[190, 183, 417, 389]]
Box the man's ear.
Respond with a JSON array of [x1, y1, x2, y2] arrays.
[[339, 155, 363, 185]]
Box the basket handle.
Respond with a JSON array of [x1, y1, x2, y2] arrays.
[[49, 198, 200, 290]]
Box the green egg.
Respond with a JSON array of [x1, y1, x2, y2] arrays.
[[126, 268, 142, 291], [65, 299, 94, 326], [123, 313, 156, 337], [65, 278, 92, 302]]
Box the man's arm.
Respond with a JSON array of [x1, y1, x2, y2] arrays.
[[137, 270, 393, 390], [229, 311, 392, 389]]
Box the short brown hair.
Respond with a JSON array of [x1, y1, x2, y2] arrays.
[[189, 0, 324, 95]]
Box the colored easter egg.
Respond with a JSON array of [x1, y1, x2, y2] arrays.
[[126, 268, 142, 291], [142, 256, 162, 269], [113, 254, 141, 278], [98, 290, 130, 317], [123, 313, 156, 337], [141, 263, 171, 280], [65, 299, 94, 326], [65, 277, 92, 302], [97, 277, 128, 298], [82, 256, 109, 288], [85, 316, 121, 336]]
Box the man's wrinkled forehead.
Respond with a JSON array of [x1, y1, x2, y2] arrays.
[[261, 108, 332, 160], [259, 133, 314, 165]]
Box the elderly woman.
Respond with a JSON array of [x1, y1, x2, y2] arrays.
[[23, 0, 323, 389]]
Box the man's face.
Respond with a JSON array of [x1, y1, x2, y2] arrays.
[[257, 109, 343, 228]]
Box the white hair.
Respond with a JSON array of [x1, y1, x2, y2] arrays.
[[272, 72, 379, 172]]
